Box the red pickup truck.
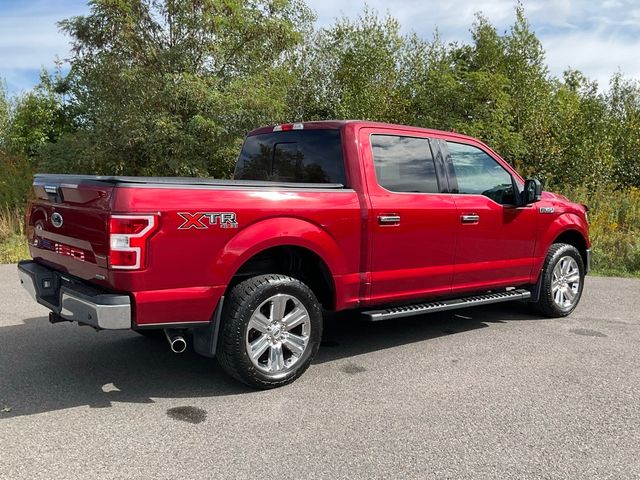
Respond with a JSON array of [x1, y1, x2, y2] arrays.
[[18, 120, 591, 388]]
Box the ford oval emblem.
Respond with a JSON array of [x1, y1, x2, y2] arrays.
[[51, 212, 64, 228]]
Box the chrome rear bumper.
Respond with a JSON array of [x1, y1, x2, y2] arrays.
[[18, 261, 131, 330]]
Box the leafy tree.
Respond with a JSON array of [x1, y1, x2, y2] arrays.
[[0, 79, 35, 210], [7, 0, 640, 195], [6, 69, 70, 160], [607, 73, 640, 187], [48, 0, 313, 177], [288, 8, 409, 123], [0, 80, 9, 149]]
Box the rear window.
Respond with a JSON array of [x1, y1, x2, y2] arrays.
[[234, 130, 346, 185]]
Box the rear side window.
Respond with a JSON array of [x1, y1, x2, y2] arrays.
[[234, 130, 346, 185], [446, 141, 515, 204], [371, 135, 439, 193]]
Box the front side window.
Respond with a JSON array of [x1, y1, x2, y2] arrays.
[[235, 130, 346, 184], [447, 142, 515, 204], [371, 135, 439, 193]]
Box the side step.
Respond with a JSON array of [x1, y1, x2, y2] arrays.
[[362, 289, 531, 322]]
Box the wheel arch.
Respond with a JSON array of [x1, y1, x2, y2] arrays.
[[213, 217, 346, 310], [552, 229, 589, 270], [229, 245, 335, 310]]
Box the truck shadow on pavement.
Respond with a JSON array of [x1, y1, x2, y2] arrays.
[[0, 303, 544, 418]]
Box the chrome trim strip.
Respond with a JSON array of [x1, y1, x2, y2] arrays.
[[136, 321, 211, 329], [585, 248, 592, 274]]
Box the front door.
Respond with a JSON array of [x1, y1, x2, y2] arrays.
[[443, 140, 537, 293]]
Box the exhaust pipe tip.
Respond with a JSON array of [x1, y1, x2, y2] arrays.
[[170, 337, 187, 354], [164, 329, 187, 354]]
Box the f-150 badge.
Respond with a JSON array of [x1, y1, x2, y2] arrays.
[[177, 212, 238, 229]]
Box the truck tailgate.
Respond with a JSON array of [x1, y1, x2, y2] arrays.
[[27, 175, 114, 284]]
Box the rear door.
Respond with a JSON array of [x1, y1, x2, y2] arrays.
[[359, 128, 457, 304], [443, 140, 537, 292]]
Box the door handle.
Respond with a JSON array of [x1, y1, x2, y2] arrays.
[[378, 214, 401, 225], [461, 214, 480, 224]]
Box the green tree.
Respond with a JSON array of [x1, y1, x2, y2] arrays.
[[446, 15, 523, 162], [0, 79, 35, 210], [607, 73, 640, 187], [289, 8, 409, 123], [49, 0, 313, 177], [7, 69, 70, 160], [0, 80, 9, 149]]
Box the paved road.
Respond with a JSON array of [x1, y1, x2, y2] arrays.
[[0, 264, 639, 479]]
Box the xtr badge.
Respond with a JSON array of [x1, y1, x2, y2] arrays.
[[177, 212, 238, 230]]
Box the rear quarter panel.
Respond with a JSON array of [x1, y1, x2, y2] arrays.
[[110, 185, 362, 324]]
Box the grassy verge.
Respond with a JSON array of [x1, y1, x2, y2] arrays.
[[0, 207, 29, 264], [566, 186, 640, 278]]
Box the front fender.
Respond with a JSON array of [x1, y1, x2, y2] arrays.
[[212, 217, 348, 285], [534, 212, 590, 274], [538, 213, 589, 253]]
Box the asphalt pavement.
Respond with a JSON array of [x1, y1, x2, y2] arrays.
[[0, 263, 638, 479]]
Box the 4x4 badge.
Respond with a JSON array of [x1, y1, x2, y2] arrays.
[[177, 212, 238, 229]]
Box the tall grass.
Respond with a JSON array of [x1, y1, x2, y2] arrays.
[[0, 206, 29, 263], [564, 186, 640, 277]]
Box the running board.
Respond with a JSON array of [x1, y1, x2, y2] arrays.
[[362, 289, 531, 322]]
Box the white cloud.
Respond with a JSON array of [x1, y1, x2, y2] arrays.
[[307, 0, 640, 89], [543, 31, 640, 88], [0, 0, 87, 94], [1, 0, 638, 93]]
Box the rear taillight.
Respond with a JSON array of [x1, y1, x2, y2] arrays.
[[109, 214, 158, 270]]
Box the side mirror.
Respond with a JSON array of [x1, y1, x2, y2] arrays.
[[522, 178, 542, 205]]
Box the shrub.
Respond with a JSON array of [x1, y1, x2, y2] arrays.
[[565, 186, 640, 276]]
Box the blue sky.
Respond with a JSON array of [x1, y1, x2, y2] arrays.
[[1, 0, 639, 96]]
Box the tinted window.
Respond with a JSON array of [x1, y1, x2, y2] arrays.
[[371, 135, 439, 193], [234, 130, 345, 184], [447, 142, 515, 204]]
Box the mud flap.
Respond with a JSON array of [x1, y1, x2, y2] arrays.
[[193, 296, 224, 358]]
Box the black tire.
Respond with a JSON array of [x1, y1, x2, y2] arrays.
[[530, 243, 585, 317], [217, 274, 323, 389]]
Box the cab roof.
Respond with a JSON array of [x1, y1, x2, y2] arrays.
[[247, 120, 478, 143]]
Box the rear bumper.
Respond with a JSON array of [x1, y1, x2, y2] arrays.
[[18, 261, 131, 330]]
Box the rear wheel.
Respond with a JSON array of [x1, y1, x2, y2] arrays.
[[217, 274, 323, 389], [531, 243, 585, 317]]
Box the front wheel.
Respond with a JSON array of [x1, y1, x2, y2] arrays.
[[216, 274, 323, 389], [531, 243, 585, 317]]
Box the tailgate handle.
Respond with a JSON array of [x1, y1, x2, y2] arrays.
[[44, 185, 64, 203], [378, 214, 401, 226]]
